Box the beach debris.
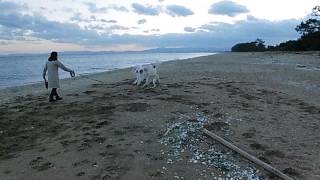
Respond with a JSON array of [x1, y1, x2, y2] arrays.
[[160, 112, 262, 179], [203, 129, 294, 180]]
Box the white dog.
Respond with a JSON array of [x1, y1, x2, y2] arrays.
[[132, 64, 160, 88]]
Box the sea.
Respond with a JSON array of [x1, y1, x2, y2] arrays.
[[0, 52, 214, 89]]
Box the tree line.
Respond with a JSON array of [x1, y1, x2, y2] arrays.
[[231, 6, 320, 52]]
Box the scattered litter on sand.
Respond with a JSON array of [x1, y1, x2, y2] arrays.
[[160, 112, 262, 179]]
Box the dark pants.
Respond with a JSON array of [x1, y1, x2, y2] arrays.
[[49, 88, 59, 100]]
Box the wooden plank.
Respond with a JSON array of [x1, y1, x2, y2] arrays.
[[202, 128, 294, 180]]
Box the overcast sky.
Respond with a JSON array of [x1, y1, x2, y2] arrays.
[[0, 0, 318, 54]]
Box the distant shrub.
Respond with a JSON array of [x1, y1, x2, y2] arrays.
[[231, 39, 266, 52], [231, 6, 320, 52]]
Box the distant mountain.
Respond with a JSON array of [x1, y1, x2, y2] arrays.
[[2, 47, 225, 57], [141, 47, 224, 53], [60, 48, 222, 55]]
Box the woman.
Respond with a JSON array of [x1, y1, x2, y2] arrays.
[[43, 51, 75, 102]]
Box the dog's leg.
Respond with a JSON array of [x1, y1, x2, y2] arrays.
[[156, 74, 160, 84], [152, 78, 157, 88], [143, 77, 150, 87], [137, 79, 141, 86], [133, 79, 137, 85]]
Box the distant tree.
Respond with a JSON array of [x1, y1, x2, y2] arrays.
[[231, 6, 320, 52], [312, 5, 320, 16], [295, 19, 320, 35], [231, 39, 266, 52], [295, 6, 320, 35], [300, 31, 320, 50], [255, 38, 265, 50], [274, 40, 303, 51]]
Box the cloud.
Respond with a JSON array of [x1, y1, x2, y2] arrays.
[[131, 3, 161, 16], [70, 13, 96, 23], [0, 12, 99, 44], [107, 5, 129, 12], [0, 25, 25, 40], [208, 0, 249, 17], [143, 28, 160, 34], [85, 2, 108, 13], [100, 16, 299, 49], [0, 6, 300, 51], [101, 19, 117, 23], [137, 19, 147, 24], [165, 5, 194, 17], [0, 1, 26, 13], [71, 13, 117, 24], [85, 3, 129, 13], [109, 25, 130, 31], [0, 0, 21, 13], [184, 27, 196, 32]]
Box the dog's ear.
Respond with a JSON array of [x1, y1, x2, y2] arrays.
[[153, 62, 160, 69], [132, 66, 137, 73]]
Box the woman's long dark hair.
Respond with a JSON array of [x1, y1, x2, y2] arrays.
[[48, 51, 58, 61]]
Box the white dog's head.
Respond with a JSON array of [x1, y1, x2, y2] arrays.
[[132, 65, 145, 85]]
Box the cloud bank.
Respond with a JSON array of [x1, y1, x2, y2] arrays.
[[131, 3, 161, 16], [209, 0, 249, 17], [0, 0, 304, 52], [0, 10, 300, 50], [165, 5, 194, 17]]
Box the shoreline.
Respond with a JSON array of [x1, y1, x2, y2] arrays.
[[0, 52, 319, 179], [0, 52, 216, 91], [0, 54, 215, 104], [2, 51, 319, 106]]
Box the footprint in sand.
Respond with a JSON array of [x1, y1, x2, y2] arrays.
[[282, 167, 301, 177], [264, 150, 285, 158], [114, 130, 126, 136], [242, 129, 256, 139], [29, 157, 54, 171], [203, 121, 229, 132], [60, 139, 79, 147], [77, 142, 92, 151], [121, 103, 150, 112], [249, 142, 267, 150], [73, 159, 91, 167], [66, 93, 79, 96], [83, 90, 97, 95], [3, 170, 11, 174], [76, 172, 86, 177], [95, 121, 111, 129]]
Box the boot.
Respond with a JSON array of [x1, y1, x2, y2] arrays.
[[49, 94, 55, 102]]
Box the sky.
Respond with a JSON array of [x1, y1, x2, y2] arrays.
[[0, 0, 318, 54]]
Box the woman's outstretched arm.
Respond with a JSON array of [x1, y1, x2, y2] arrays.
[[56, 61, 73, 72]]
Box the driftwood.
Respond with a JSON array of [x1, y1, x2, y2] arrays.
[[202, 128, 294, 180]]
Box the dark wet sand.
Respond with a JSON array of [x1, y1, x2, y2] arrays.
[[0, 52, 319, 180]]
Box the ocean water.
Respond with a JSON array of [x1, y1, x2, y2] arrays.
[[0, 52, 213, 89]]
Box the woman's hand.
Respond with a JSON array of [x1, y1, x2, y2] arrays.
[[70, 70, 75, 77]]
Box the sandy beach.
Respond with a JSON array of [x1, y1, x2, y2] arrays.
[[0, 52, 319, 180]]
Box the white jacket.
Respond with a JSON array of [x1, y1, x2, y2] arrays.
[[43, 60, 73, 88]]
